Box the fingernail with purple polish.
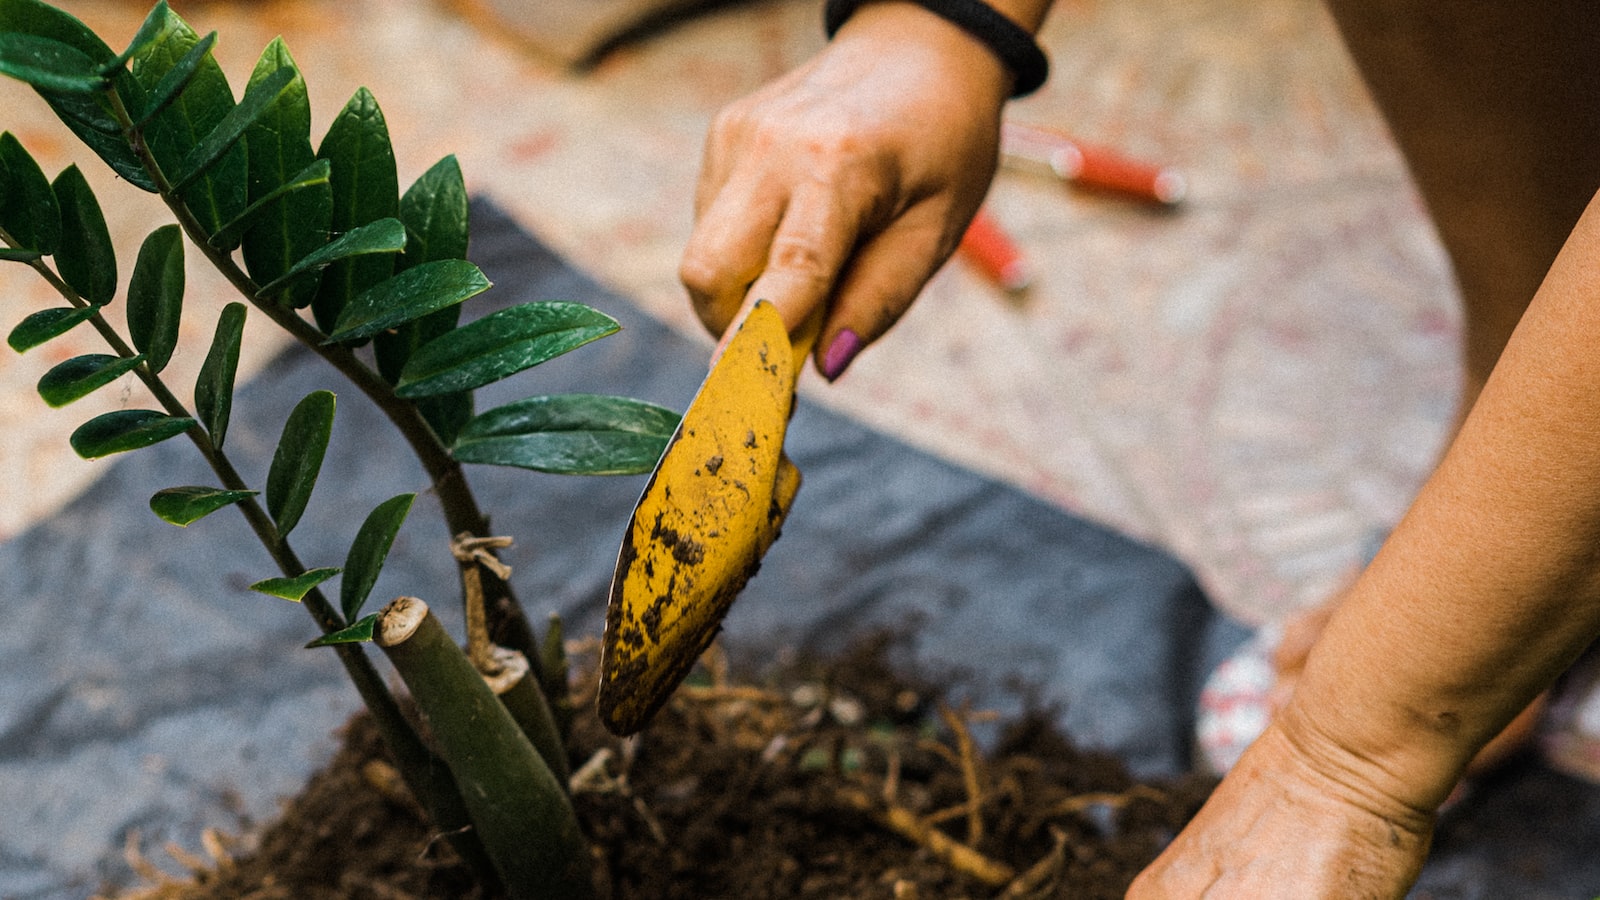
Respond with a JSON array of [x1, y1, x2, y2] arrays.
[[821, 329, 862, 382]]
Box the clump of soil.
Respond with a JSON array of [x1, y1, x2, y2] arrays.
[[109, 635, 1213, 899]]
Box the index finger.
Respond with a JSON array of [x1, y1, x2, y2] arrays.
[[732, 180, 864, 348], [680, 167, 788, 340]]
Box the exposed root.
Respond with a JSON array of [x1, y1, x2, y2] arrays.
[[101, 828, 242, 900], [835, 786, 1017, 888], [1047, 784, 1170, 817], [446, 533, 514, 579], [98, 636, 1209, 899], [999, 825, 1069, 899], [938, 702, 989, 844]]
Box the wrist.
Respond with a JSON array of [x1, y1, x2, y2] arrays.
[[829, 2, 1012, 106], [825, 0, 1050, 97], [1278, 538, 1574, 811], [1254, 714, 1441, 836], [1275, 670, 1469, 815]]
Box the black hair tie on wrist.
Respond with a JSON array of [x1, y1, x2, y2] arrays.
[[824, 0, 1049, 98]]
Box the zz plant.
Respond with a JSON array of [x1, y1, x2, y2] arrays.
[[0, 2, 679, 896]]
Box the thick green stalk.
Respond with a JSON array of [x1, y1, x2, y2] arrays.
[[539, 612, 577, 738], [486, 645, 572, 786], [376, 597, 595, 900]]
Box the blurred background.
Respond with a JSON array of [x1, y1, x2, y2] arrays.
[[0, 0, 1460, 628]]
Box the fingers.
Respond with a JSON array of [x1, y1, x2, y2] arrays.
[[689, 148, 896, 369], [1269, 599, 1338, 713], [692, 183, 966, 382], [815, 200, 960, 379], [741, 179, 867, 336], [688, 171, 972, 381], [679, 14, 1008, 376], [680, 158, 787, 339]]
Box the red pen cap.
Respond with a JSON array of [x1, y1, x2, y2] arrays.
[[1001, 122, 1186, 206], [959, 208, 1033, 292]]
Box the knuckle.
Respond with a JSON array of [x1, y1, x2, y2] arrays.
[[742, 113, 866, 169], [767, 236, 833, 283], [678, 249, 717, 292], [707, 103, 750, 142]]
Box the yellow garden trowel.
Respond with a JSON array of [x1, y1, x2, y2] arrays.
[[598, 299, 818, 735]]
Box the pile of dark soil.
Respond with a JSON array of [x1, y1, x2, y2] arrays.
[[107, 636, 1213, 899]]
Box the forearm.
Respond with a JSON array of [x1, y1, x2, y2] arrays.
[[1286, 188, 1600, 811]]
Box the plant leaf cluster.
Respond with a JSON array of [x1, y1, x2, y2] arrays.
[[1, 3, 681, 896], [1, 0, 677, 583]]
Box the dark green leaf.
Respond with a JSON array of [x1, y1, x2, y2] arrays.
[[0, 131, 60, 254], [0, 247, 41, 262], [40, 85, 157, 190], [46, 96, 120, 135], [398, 154, 468, 271], [250, 566, 340, 601], [37, 352, 144, 407], [2, 0, 155, 189], [374, 155, 469, 381], [452, 394, 680, 475], [306, 612, 379, 647], [213, 158, 328, 252], [325, 259, 489, 344], [253, 217, 405, 300], [265, 389, 335, 538], [311, 87, 397, 334], [238, 39, 327, 307], [126, 224, 183, 373], [194, 301, 245, 448], [340, 492, 414, 621], [375, 304, 456, 385], [129, 10, 243, 237], [100, 0, 170, 74], [0, 31, 106, 94], [69, 408, 194, 458], [8, 305, 99, 352], [51, 164, 116, 304], [149, 484, 256, 526], [170, 64, 294, 192], [131, 28, 213, 127], [0, 0, 116, 57], [396, 302, 619, 398]]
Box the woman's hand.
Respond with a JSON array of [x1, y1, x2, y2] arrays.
[[1129, 718, 1436, 898], [680, 2, 1017, 379]]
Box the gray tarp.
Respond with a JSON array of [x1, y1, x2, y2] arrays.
[[1, 202, 1594, 898]]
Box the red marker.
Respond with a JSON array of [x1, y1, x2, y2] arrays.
[[1001, 121, 1186, 206], [958, 207, 1032, 293]]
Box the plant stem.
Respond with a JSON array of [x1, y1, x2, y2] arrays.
[[103, 86, 543, 667], [487, 645, 572, 786], [377, 597, 594, 900], [6, 231, 488, 872]]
